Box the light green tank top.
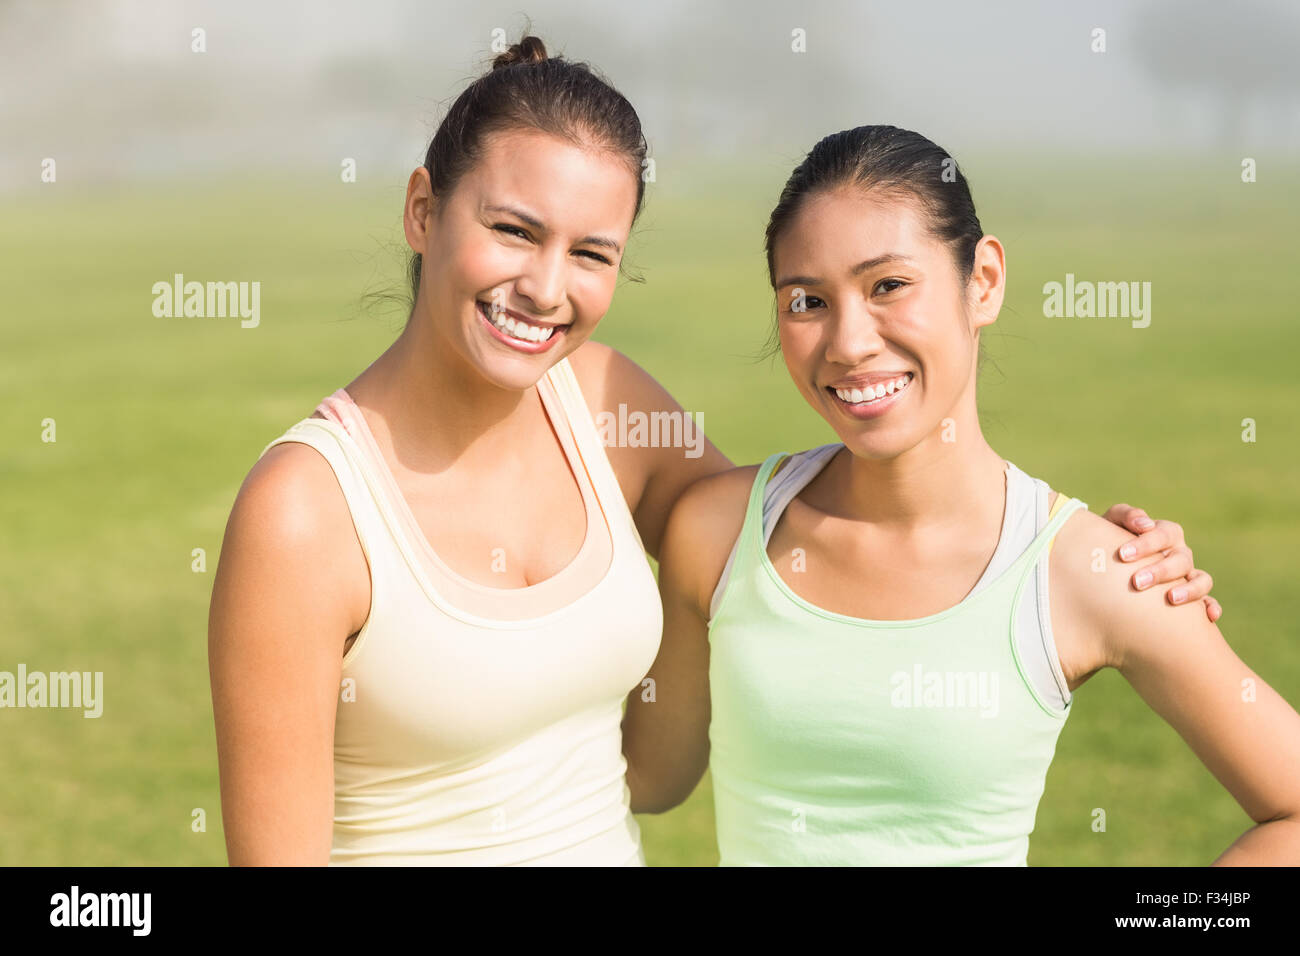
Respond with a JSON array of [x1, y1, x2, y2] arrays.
[[707, 451, 1088, 866]]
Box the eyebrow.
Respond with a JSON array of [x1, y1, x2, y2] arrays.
[[485, 204, 622, 255], [775, 253, 914, 289]]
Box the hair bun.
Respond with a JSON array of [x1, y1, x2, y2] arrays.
[[492, 35, 549, 70]]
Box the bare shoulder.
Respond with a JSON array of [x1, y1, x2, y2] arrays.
[[1048, 496, 1157, 596], [659, 463, 765, 616], [1046, 495, 1188, 679], [563, 340, 730, 545], [670, 462, 763, 529], [565, 338, 677, 417], [217, 439, 369, 636], [234, 440, 352, 544]]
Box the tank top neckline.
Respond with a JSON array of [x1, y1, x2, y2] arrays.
[[313, 362, 615, 619], [748, 447, 1073, 631]]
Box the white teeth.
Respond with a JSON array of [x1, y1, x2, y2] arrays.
[[834, 373, 912, 405], [482, 303, 556, 344]]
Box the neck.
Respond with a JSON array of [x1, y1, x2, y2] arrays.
[[834, 402, 1006, 531], [346, 302, 537, 468]]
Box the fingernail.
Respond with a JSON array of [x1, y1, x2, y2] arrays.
[[1136, 517, 1154, 530], [1121, 544, 1137, 560], [1135, 570, 1152, 589], [1171, 587, 1186, 603]]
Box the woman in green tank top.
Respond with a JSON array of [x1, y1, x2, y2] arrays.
[[621, 126, 1300, 865]]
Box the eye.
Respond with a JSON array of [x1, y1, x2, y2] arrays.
[[786, 294, 825, 312], [575, 249, 613, 265], [874, 278, 907, 295], [493, 224, 530, 240]]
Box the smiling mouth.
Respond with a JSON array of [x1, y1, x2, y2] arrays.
[[827, 371, 914, 405], [477, 300, 569, 344]]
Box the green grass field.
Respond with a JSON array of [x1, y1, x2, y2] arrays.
[[1, 155, 1296, 865]]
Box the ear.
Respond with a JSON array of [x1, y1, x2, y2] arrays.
[[967, 235, 1006, 330], [403, 167, 437, 255]]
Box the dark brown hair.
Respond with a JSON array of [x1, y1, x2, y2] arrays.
[[765, 125, 983, 288], [406, 34, 649, 306], [759, 125, 989, 363]]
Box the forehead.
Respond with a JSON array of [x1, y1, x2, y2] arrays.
[[774, 185, 939, 275], [460, 128, 638, 232]]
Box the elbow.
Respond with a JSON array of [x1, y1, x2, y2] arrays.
[[631, 793, 686, 816], [625, 761, 690, 816], [632, 789, 686, 816]]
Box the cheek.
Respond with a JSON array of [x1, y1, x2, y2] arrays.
[[778, 318, 820, 357], [892, 300, 961, 369], [571, 271, 617, 322], [891, 299, 933, 335], [777, 321, 821, 384], [446, 234, 514, 290]]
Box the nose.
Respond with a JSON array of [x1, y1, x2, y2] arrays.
[[823, 299, 885, 367], [514, 244, 566, 316]]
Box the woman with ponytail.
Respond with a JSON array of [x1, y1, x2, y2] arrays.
[[623, 125, 1299, 866]]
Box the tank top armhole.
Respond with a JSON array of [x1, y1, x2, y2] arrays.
[[1040, 489, 1082, 709], [1045, 490, 1067, 550], [707, 453, 787, 627], [1014, 485, 1084, 716], [707, 539, 742, 625], [260, 419, 380, 670]]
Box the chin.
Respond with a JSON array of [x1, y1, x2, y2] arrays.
[[823, 411, 915, 460], [838, 433, 908, 462], [477, 351, 554, 392]]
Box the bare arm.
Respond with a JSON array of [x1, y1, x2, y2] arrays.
[[621, 466, 756, 813], [567, 341, 732, 560], [208, 443, 369, 865], [1054, 511, 1300, 864]]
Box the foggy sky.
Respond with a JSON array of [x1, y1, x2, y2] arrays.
[[2, 0, 1297, 192]]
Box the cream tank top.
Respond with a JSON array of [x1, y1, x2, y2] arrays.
[[257, 357, 663, 865]]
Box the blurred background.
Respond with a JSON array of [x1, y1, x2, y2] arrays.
[[1, 0, 1297, 865]]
